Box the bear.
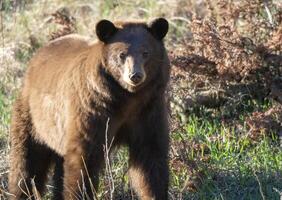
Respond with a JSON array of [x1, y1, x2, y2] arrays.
[[9, 18, 170, 200]]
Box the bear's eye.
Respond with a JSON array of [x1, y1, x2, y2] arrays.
[[142, 51, 149, 59], [119, 52, 126, 60]]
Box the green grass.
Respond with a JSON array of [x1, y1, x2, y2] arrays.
[[0, 91, 11, 145], [169, 100, 282, 200], [0, 0, 281, 199]]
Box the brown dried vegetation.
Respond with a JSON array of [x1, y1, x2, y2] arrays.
[[170, 0, 282, 124], [48, 7, 77, 40], [169, 0, 282, 191]]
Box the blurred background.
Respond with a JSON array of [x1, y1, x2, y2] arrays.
[[0, 0, 282, 199]]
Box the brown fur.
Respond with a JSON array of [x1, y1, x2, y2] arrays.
[[9, 19, 170, 200]]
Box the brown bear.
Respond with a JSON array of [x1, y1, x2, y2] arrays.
[[9, 18, 170, 200]]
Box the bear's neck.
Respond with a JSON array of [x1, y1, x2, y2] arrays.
[[71, 58, 136, 116], [72, 47, 166, 117]]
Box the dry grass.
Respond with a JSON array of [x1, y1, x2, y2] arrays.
[[0, 0, 282, 199]]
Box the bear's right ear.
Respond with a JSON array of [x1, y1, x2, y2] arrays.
[[96, 20, 117, 43], [148, 18, 169, 40]]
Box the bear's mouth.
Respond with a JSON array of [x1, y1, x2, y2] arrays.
[[123, 73, 146, 88], [121, 78, 146, 93], [125, 79, 144, 87]]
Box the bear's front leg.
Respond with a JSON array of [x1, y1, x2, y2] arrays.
[[62, 116, 106, 200], [128, 100, 169, 200]]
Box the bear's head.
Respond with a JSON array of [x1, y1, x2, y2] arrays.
[[96, 18, 169, 93]]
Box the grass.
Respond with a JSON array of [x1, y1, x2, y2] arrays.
[[168, 99, 282, 200], [181, 115, 281, 199], [0, 90, 10, 198], [0, 0, 282, 199]]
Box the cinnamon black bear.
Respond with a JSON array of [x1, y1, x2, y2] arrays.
[[9, 18, 170, 200]]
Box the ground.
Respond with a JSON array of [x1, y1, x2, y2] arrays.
[[0, 0, 281, 199]]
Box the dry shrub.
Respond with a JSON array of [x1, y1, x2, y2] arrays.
[[208, 0, 282, 44], [189, 18, 264, 81], [270, 77, 282, 103], [170, 140, 207, 193], [170, 0, 282, 114], [48, 7, 77, 40], [246, 105, 282, 141], [267, 23, 282, 53]]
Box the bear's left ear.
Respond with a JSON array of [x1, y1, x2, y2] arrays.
[[148, 18, 169, 40], [96, 19, 117, 43]]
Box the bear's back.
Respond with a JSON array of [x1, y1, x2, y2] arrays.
[[22, 34, 94, 97], [31, 34, 92, 68]]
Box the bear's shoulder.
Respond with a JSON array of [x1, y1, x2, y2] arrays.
[[45, 34, 93, 52], [29, 34, 94, 68]]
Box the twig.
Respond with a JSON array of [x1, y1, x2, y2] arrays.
[[0, 6, 5, 64], [0, 187, 15, 198], [170, 17, 191, 24], [63, 183, 81, 200], [253, 171, 266, 200], [81, 156, 98, 200], [273, 188, 282, 200], [31, 178, 41, 200], [263, 1, 274, 26], [0, 171, 8, 176], [18, 175, 31, 198], [104, 118, 115, 200]]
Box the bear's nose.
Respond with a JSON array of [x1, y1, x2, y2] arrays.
[[129, 72, 143, 84]]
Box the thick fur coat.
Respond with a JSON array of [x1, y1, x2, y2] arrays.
[[9, 18, 170, 200]]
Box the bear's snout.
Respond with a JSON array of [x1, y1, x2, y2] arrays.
[[129, 72, 144, 84], [123, 58, 146, 87]]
